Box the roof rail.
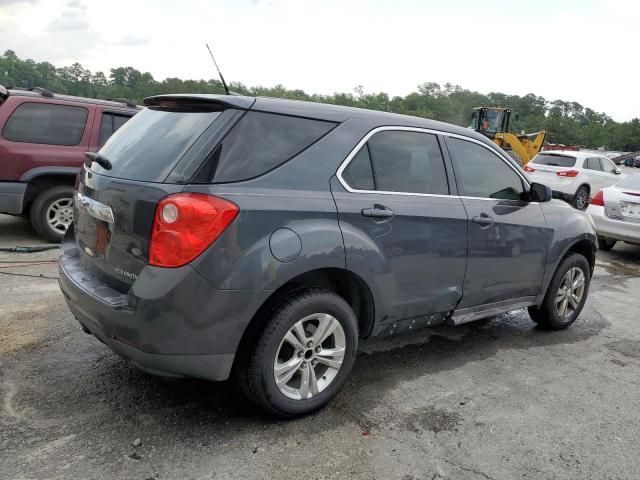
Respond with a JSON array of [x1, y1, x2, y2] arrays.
[[106, 98, 137, 108], [28, 87, 54, 98]]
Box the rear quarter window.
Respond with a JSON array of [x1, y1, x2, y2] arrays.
[[212, 111, 336, 183], [2, 102, 88, 146]]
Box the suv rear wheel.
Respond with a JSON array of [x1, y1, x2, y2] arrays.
[[237, 289, 358, 418], [528, 253, 590, 330], [30, 185, 74, 242], [572, 185, 590, 210]]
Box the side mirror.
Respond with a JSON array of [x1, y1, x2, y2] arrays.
[[529, 182, 552, 202], [614, 168, 622, 175]]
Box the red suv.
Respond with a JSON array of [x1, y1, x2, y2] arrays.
[[0, 85, 139, 241]]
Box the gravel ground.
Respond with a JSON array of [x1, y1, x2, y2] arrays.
[[1, 213, 639, 480]]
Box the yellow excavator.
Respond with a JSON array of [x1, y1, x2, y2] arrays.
[[470, 107, 546, 165]]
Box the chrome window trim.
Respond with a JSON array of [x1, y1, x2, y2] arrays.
[[336, 125, 530, 199]]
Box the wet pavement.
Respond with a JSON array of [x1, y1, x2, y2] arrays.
[[1, 213, 639, 480]]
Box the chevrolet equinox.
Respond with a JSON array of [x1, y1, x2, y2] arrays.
[[59, 94, 597, 417]]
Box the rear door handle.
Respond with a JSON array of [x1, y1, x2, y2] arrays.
[[362, 205, 394, 219], [472, 214, 495, 228]]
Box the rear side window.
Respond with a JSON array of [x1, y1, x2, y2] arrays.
[[341, 130, 449, 195], [212, 111, 336, 183], [2, 102, 88, 146], [91, 108, 222, 182], [585, 157, 603, 171], [532, 154, 576, 168], [448, 137, 524, 200], [98, 112, 133, 147]]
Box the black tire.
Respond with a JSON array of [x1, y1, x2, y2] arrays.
[[572, 185, 590, 210], [528, 253, 591, 330], [236, 288, 358, 418], [598, 237, 617, 251], [29, 185, 74, 243]]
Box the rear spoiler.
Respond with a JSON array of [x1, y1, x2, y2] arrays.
[[144, 94, 255, 111]]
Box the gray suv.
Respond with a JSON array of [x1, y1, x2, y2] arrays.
[[58, 94, 597, 417]]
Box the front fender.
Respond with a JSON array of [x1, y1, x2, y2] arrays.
[[537, 200, 597, 303]]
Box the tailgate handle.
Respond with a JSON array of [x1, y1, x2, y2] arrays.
[[76, 192, 115, 223], [362, 205, 394, 219]]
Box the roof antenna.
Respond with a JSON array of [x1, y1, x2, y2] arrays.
[[205, 42, 230, 95]]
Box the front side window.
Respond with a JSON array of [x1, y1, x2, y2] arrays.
[[341, 130, 449, 195], [448, 137, 524, 200], [2, 102, 88, 146], [601, 157, 617, 174]]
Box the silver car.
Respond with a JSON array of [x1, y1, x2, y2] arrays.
[[587, 174, 640, 250]]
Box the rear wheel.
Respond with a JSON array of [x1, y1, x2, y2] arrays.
[[598, 237, 617, 251], [528, 253, 590, 330], [237, 289, 358, 418], [572, 186, 590, 210], [29, 186, 74, 243]]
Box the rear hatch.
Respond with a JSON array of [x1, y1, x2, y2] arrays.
[[73, 96, 250, 292], [529, 153, 578, 179]]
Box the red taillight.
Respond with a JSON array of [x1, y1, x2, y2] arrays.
[[149, 193, 239, 268], [557, 170, 579, 177], [591, 190, 605, 206], [523, 164, 535, 173]]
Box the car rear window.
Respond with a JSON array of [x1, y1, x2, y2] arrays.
[[532, 154, 577, 168], [90, 108, 222, 182], [2, 102, 88, 146], [211, 111, 336, 183], [616, 174, 640, 190]]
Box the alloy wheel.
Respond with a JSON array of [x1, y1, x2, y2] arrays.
[[273, 313, 346, 400], [46, 197, 73, 233], [555, 267, 586, 319], [575, 189, 588, 210]]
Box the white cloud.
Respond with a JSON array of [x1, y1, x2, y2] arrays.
[[1, 0, 638, 120]]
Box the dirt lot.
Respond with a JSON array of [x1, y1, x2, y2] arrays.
[[1, 212, 640, 480]]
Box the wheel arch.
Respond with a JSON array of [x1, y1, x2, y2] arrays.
[[21, 169, 78, 212], [233, 267, 375, 370], [537, 237, 596, 306]]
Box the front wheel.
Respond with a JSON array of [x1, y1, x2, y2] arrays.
[[528, 253, 591, 330], [237, 289, 358, 418], [572, 186, 590, 210]]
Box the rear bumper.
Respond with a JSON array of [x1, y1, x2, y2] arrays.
[[58, 236, 270, 381], [587, 205, 640, 245], [0, 181, 26, 214]]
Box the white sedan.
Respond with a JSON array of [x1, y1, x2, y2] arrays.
[[523, 151, 625, 210], [586, 174, 640, 250]]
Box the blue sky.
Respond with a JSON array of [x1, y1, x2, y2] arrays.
[[0, 0, 637, 120]]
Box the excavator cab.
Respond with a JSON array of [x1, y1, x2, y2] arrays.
[[470, 107, 511, 138]]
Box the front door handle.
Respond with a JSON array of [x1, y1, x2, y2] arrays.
[[362, 204, 394, 219], [472, 214, 495, 228]]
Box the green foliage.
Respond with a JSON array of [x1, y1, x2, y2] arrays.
[[1, 50, 638, 150]]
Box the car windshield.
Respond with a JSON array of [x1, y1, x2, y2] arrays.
[[532, 154, 577, 167], [616, 174, 640, 190]]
